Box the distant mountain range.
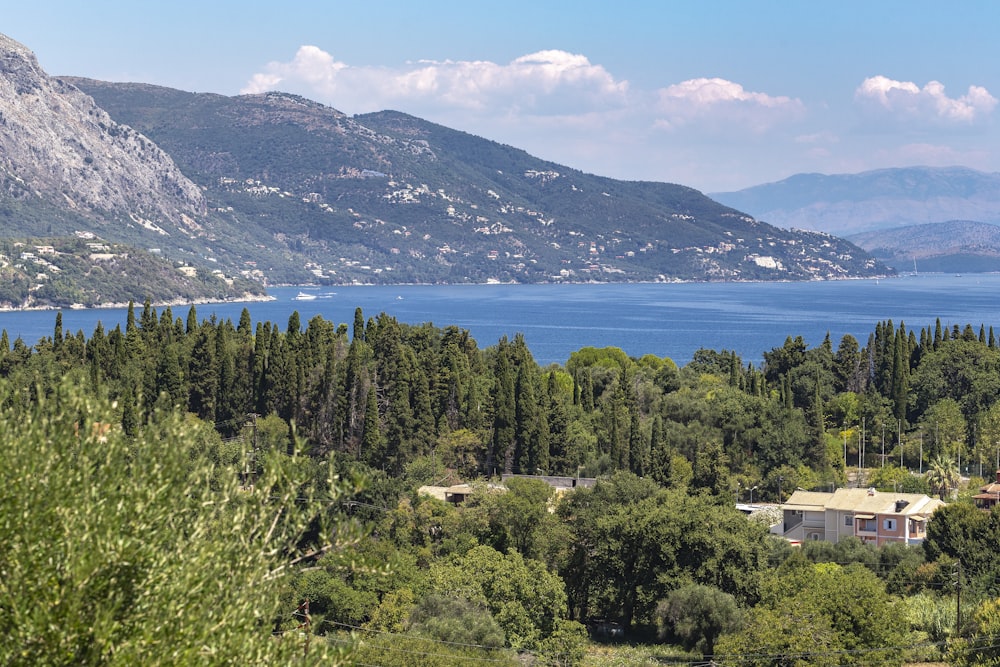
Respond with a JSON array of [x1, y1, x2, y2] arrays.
[[711, 167, 1000, 272], [0, 33, 889, 307], [847, 220, 1000, 273]]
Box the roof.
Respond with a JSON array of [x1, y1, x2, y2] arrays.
[[781, 487, 943, 517], [782, 490, 834, 510], [417, 485, 449, 501]]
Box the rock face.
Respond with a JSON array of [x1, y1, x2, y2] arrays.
[[0, 33, 205, 230]]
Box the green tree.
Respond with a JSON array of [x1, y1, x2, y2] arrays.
[[427, 545, 570, 651], [657, 583, 742, 658], [408, 593, 506, 648], [716, 596, 841, 667]]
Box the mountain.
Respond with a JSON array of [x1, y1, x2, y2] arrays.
[[66, 78, 888, 283], [710, 166, 1000, 236], [0, 34, 265, 306], [0, 35, 205, 229], [0, 33, 890, 292], [847, 220, 1000, 273]]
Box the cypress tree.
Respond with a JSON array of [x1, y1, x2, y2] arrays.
[[605, 371, 630, 468], [125, 301, 137, 336], [890, 327, 908, 421], [361, 386, 383, 465], [155, 343, 185, 409], [579, 369, 595, 413], [188, 325, 219, 422], [215, 323, 239, 435], [515, 361, 539, 474], [491, 338, 516, 476], [139, 298, 157, 334], [808, 378, 827, 468], [410, 349, 436, 457], [629, 408, 646, 476], [649, 414, 674, 486], [353, 307, 365, 342], [252, 322, 271, 415], [238, 308, 253, 339], [121, 384, 139, 438], [546, 372, 569, 472], [53, 312, 63, 351]]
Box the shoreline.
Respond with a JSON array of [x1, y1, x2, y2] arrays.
[[0, 292, 275, 314], [0, 270, 925, 313]]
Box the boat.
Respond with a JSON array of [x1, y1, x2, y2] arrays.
[[293, 291, 318, 301]]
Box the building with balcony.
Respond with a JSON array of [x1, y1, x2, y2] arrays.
[[780, 487, 943, 546]]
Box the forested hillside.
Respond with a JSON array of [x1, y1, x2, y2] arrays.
[[4, 307, 1000, 663], [68, 78, 889, 284]]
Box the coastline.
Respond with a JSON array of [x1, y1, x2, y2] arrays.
[[0, 291, 275, 314]]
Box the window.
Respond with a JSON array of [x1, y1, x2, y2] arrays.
[[844, 514, 853, 526], [883, 518, 897, 531]]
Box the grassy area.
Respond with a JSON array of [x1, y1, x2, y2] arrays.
[[582, 640, 695, 666]]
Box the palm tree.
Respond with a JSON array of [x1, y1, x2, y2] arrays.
[[925, 455, 960, 499]]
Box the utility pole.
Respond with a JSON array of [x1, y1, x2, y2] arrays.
[[294, 598, 311, 657], [843, 422, 848, 475], [243, 413, 259, 490], [881, 423, 886, 468], [899, 419, 903, 469], [955, 558, 963, 637]]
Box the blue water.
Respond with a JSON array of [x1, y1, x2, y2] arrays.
[[3, 274, 999, 367]]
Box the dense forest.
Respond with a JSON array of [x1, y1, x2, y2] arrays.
[[5, 303, 1000, 664]]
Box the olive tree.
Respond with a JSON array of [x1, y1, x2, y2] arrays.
[[0, 378, 359, 665]]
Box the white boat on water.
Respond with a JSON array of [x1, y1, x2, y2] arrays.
[[293, 292, 318, 301]]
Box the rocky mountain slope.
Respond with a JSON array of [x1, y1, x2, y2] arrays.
[[710, 166, 1000, 236], [0, 34, 205, 237], [0, 33, 890, 294]]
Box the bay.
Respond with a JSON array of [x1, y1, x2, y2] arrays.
[[2, 274, 999, 367]]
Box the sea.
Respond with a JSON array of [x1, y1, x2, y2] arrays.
[[3, 273, 999, 367]]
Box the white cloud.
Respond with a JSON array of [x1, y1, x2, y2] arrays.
[[855, 75, 997, 125], [241, 46, 628, 116], [653, 78, 805, 133]]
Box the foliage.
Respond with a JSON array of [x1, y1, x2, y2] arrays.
[[723, 561, 906, 666], [4, 306, 1000, 663], [656, 584, 742, 657], [948, 597, 1000, 666], [0, 378, 357, 665], [408, 593, 506, 648], [926, 455, 961, 499], [558, 473, 768, 630], [427, 545, 571, 651]]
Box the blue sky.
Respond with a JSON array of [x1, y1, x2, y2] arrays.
[[6, 1, 999, 192]]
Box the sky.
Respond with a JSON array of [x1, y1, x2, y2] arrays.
[[5, 1, 999, 192]]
